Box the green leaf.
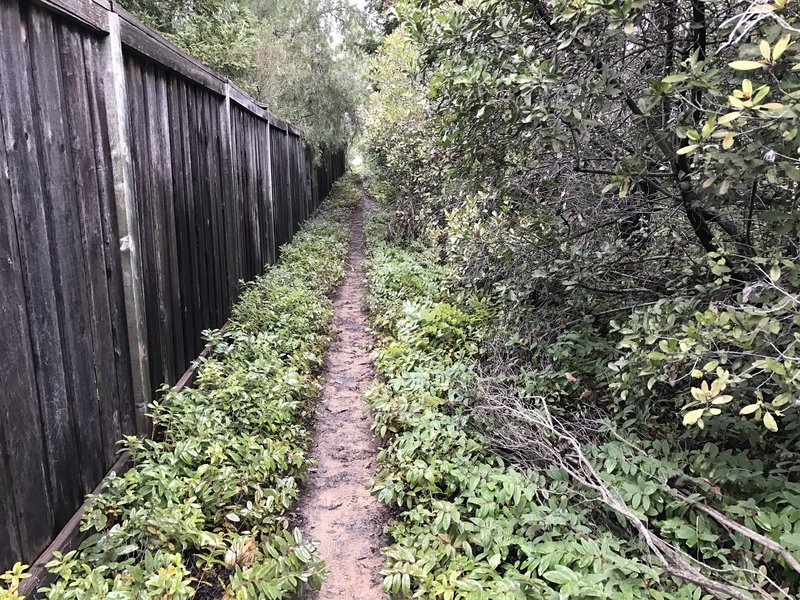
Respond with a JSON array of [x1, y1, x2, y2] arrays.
[[711, 395, 733, 404], [683, 408, 705, 425], [773, 34, 792, 61], [729, 60, 765, 70], [763, 412, 779, 432], [760, 40, 772, 60], [765, 357, 787, 376], [543, 566, 578, 585], [722, 132, 735, 150], [718, 111, 742, 125], [662, 73, 689, 84], [772, 393, 792, 407]]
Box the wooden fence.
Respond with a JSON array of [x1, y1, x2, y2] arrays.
[[0, 0, 346, 574]]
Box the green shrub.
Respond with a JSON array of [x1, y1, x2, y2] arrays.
[[364, 198, 800, 599]]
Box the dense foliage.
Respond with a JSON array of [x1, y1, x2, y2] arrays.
[[120, 0, 373, 148], [366, 0, 800, 436], [362, 0, 800, 595], [122, 0, 259, 83], [248, 0, 374, 147], [0, 179, 359, 600], [364, 188, 800, 599]]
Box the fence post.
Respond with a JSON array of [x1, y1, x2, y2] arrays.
[[102, 12, 151, 434]]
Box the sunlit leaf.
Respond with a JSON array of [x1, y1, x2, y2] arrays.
[[683, 408, 705, 425], [718, 112, 742, 124], [722, 133, 735, 149], [729, 60, 765, 70], [763, 412, 779, 432], [773, 34, 792, 60]]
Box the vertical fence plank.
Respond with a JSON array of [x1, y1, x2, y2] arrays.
[[178, 78, 202, 359], [19, 5, 84, 529], [285, 128, 293, 237], [264, 121, 275, 266], [0, 428, 21, 569], [201, 92, 220, 326], [209, 97, 227, 321], [84, 33, 137, 441], [167, 76, 192, 367], [143, 64, 177, 385], [220, 86, 237, 308], [0, 51, 53, 562], [127, 60, 162, 396], [188, 85, 210, 335], [248, 115, 261, 271], [255, 120, 264, 268], [155, 74, 186, 377]]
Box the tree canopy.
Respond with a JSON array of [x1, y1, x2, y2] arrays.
[[121, 0, 374, 149], [368, 0, 800, 438]]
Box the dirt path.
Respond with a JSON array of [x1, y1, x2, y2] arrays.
[[296, 188, 386, 599]]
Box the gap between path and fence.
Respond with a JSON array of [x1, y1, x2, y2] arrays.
[[0, 0, 344, 576]]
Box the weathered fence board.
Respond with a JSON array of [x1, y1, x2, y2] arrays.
[[271, 124, 290, 248], [0, 0, 345, 575]]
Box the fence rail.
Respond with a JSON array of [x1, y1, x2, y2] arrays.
[[0, 0, 346, 574]]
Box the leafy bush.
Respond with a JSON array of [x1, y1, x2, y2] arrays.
[[364, 195, 800, 599], [357, 0, 800, 591], [1, 178, 358, 599]]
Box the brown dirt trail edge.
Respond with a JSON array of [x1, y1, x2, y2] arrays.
[[295, 185, 387, 599]]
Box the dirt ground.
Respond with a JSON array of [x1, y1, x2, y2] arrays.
[[295, 188, 387, 599]]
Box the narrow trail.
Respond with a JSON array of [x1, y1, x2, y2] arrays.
[[296, 187, 387, 599]]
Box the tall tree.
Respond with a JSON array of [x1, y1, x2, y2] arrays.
[[250, 0, 370, 148], [120, 0, 374, 149]]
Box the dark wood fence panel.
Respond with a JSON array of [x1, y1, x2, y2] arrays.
[[0, 0, 346, 575], [288, 133, 301, 234], [124, 54, 237, 388], [257, 119, 276, 269], [0, 0, 139, 569], [0, 3, 58, 571]]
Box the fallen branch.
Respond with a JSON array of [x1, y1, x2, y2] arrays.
[[687, 497, 800, 577], [472, 387, 777, 600]]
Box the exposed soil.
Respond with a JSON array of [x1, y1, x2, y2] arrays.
[[295, 187, 387, 599]]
